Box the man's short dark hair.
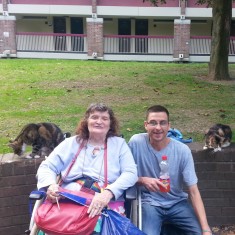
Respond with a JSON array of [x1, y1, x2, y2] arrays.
[[146, 105, 169, 120]]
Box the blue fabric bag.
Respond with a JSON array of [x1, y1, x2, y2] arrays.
[[101, 208, 146, 235], [167, 128, 193, 143]]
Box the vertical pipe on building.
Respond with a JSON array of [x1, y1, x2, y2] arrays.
[[2, 0, 8, 11], [180, 0, 186, 15], [92, 0, 97, 14]]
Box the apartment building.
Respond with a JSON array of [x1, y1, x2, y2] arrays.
[[0, 0, 235, 62]]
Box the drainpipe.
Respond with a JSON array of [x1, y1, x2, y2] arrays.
[[180, 0, 186, 15], [0, 0, 17, 58], [3, 0, 8, 12], [92, 0, 97, 14]]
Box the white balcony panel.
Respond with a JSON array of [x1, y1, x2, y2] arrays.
[[97, 6, 138, 17], [138, 7, 180, 17], [185, 8, 212, 18], [8, 5, 91, 15], [0, 16, 16, 20], [97, 6, 180, 17]]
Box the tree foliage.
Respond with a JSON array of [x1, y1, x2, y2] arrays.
[[143, 0, 212, 6]]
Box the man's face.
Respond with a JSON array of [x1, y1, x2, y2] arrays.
[[144, 112, 170, 143]]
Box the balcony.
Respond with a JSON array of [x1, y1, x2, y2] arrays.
[[15, 32, 235, 62]]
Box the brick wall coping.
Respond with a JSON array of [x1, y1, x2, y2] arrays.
[[187, 142, 235, 161], [1, 142, 234, 164]]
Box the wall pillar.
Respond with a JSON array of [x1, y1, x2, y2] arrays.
[[86, 17, 104, 60], [173, 19, 191, 61], [86, 0, 103, 60], [0, 0, 17, 58], [0, 16, 17, 58]]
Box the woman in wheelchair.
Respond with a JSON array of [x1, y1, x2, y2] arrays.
[[36, 103, 138, 234]]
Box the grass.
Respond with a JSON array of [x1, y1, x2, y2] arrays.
[[0, 59, 234, 154]]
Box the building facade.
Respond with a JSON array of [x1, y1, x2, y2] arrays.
[[0, 0, 235, 62]]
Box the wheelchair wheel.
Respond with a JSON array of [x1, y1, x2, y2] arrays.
[[25, 226, 44, 235], [37, 231, 45, 235], [26, 198, 45, 235]]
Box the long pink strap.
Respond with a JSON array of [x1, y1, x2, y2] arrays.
[[59, 140, 86, 185], [59, 139, 108, 187], [103, 142, 108, 188]]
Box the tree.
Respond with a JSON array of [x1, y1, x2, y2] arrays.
[[207, 0, 232, 80], [143, 0, 233, 81]]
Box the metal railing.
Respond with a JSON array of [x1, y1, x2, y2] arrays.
[[104, 35, 174, 54], [190, 35, 235, 55], [190, 36, 211, 55], [15, 32, 235, 57], [16, 32, 87, 52]]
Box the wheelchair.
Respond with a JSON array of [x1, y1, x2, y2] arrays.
[[25, 185, 187, 235], [25, 185, 138, 235], [25, 190, 46, 235]]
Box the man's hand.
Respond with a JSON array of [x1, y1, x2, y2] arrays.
[[138, 177, 166, 192]]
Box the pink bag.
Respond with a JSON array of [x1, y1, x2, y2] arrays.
[[35, 188, 99, 235]]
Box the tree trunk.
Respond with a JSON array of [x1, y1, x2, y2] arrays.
[[209, 0, 232, 80]]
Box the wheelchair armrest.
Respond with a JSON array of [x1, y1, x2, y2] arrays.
[[29, 190, 46, 200], [124, 185, 137, 200]]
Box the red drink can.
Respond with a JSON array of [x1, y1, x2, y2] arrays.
[[159, 177, 170, 193]]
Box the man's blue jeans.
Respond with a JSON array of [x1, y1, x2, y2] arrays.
[[142, 200, 201, 235]]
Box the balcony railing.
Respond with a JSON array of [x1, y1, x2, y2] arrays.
[[229, 37, 235, 54], [190, 36, 211, 55], [15, 32, 235, 58], [16, 32, 87, 52], [190, 35, 235, 55], [104, 35, 174, 54]]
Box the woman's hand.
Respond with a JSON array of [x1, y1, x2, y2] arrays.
[[46, 183, 60, 203], [87, 189, 114, 218]]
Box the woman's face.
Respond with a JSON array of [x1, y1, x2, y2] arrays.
[[87, 110, 111, 137]]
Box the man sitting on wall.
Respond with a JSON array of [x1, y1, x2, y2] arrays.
[[128, 104, 212, 235]]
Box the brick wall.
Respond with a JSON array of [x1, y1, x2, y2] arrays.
[[0, 156, 43, 235], [190, 142, 235, 226], [86, 18, 104, 58], [0, 16, 17, 56], [0, 143, 234, 234]]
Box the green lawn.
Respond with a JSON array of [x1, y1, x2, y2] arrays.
[[0, 59, 234, 154]]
